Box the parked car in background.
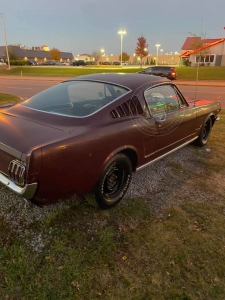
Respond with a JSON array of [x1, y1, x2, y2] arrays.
[[0, 74, 220, 209], [138, 66, 177, 80], [26, 60, 39, 66], [85, 61, 96, 65], [60, 62, 70, 66], [0, 61, 7, 66], [72, 60, 86, 66], [99, 62, 112, 65], [41, 60, 56, 66], [113, 62, 121, 65]]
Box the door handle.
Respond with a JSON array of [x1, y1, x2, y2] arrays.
[[155, 115, 166, 125]]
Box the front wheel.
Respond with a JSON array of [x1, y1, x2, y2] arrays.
[[194, 117, 212, 147], [93, 154, 132, 209]]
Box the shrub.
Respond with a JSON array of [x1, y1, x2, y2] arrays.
[[183, 59, 190, 66], [7, 60, 27, 66]]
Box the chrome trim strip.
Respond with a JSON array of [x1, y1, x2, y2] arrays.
[[137, 136, 198, 172], [63, 79, 133, 91], [0, 142, 22, 159], [0, 172, 37, 199], [145, 133, 196, 158]]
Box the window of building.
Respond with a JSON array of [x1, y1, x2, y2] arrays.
[[195, 55, 215, 63]]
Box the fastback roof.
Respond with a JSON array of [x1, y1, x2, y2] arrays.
[[69, 73, 169, 90]]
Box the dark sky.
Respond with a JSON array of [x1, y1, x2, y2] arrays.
[[0, 0, 224, 56]]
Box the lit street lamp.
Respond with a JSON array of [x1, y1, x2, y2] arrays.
[[100, 48, 105, 56], [160, 49, 163, 56], [118, 30, 126, 66], [155, 44, 161, 66], [0, 13, 10, 70]]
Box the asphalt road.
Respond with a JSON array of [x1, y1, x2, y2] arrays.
[[0, 77, 225, 108]]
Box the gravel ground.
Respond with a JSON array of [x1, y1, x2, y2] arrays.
[[0, 144, 217, 252]]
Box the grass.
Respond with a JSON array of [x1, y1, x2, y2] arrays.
[[0, 66, 139, 77], [1, 106, 225, 298], [0, 93, 21, 106], [176, 66, 225, 80], [0, 66, 225, 80]]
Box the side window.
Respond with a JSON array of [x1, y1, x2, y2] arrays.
[[173, 85, 188, 107], [144, 67, 152, 73], [152, 67, 160, 74], [144, 85, 180, 117]]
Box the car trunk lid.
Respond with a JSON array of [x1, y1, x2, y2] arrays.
[[0, 111, 68, 155]]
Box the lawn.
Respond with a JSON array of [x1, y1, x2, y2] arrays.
[[1, 103, 225, 299], [0, 66, 225, 80], [0, 93, 21, 106]]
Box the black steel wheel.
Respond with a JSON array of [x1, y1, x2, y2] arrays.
[[194, 117, 212, 147], [93, 154, 132, 209]]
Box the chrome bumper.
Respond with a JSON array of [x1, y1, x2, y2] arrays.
[[0, 172, 37, 199]]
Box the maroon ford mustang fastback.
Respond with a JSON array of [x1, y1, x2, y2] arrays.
[[0, 74, 221, 208]]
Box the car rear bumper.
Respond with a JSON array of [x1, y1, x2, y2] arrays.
[[0, 172, 38, 199]]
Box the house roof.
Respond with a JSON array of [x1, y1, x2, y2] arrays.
[[78, 53, 92, 57], [180, 38, 225, 57], [0, 46, 73, 59], [181, 37, 223, 50]]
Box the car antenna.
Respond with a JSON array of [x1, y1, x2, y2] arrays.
[[194, 17, 203, 100]]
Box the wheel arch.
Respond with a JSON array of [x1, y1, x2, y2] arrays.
[[104, 146, 138, 173], [210, 113, 217, 127], [119, 149, 138, 172]]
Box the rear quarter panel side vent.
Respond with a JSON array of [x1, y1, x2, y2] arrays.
[[110, 97, 143, 119]]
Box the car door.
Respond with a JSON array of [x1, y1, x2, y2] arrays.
[[144, 84, 197, 157], [152, 67, 161, 77]]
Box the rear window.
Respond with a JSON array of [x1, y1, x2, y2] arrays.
[[21, 80, 129, 117]]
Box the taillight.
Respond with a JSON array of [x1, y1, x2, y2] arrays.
[[8, 160, 26, 186]]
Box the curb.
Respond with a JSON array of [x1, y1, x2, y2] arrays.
[[175, 80, 225, 87]]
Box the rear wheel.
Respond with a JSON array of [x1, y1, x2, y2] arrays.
[[194, 117, 212, 147], [93, 154, 132, 209]]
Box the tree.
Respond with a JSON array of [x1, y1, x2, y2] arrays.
[[50, 48, 61, 61], [134, 36, 148, 68], [150, 58, 156, 65], [118, 51, 130, 62], [188, 33, 211, 66], [92, 50, 101, 63], [6, 45, 17, 60]]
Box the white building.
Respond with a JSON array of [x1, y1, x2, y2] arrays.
[[180, 37, 225, 66]]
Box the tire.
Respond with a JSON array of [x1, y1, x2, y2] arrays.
[[93, 154, 132, 209], [193, 117, 212, 147]]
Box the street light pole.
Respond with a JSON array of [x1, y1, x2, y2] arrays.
[[0, 13, 10, 70], [118, 30, 126, 66], [155, 44, 161, 66]]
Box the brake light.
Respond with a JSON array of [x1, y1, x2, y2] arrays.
[[171, 72, 176, 76]]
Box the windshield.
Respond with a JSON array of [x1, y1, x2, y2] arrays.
[[21, 80, 129, 117]]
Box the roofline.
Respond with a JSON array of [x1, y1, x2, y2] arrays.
[[179, 38, 225, 57]]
